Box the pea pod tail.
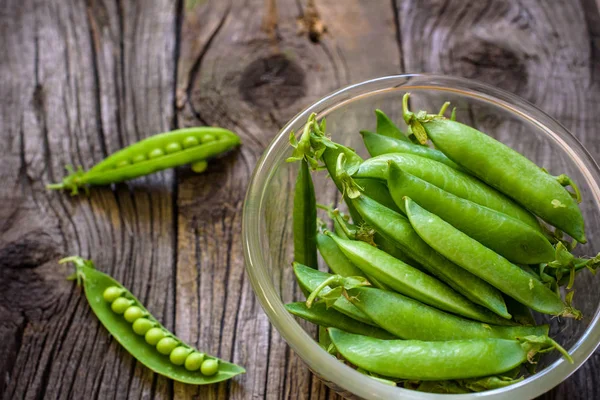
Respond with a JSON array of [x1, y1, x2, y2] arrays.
[[520, 335, 573, 364], [59, 255, 93, 285], [47, 166, 88, 196], [401, 93, 446, 145]]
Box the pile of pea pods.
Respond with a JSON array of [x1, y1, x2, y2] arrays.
[[286, 94, 600, 393]]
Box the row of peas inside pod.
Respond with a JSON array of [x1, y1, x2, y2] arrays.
[[284, 97, 600, 393]]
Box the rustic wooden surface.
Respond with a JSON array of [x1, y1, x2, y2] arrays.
[[1, 0, 599, 399]]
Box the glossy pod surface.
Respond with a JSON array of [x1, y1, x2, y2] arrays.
[[388, 163, 554, 264], [405, 198, 573, 317], [350, 194, 509, 318], [64, 257, 245, 384], [329, 235, 510, 324], [347, 287, 548, 341], [354, 154, 542, 232], [293, 160, 318, 268], [329, 329, 531, 380], [361, 130, 459, 169], [285, 302, 395, 340], [423, 119, 586, 243]]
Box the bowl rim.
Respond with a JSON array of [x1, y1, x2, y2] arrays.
[[242, 73, 600, 399]]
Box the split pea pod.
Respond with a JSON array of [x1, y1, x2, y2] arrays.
[[361, 130, 460, 169], [328, 234, 510, 325], [48, 127, 241, 195], [293, 263, 375, 326], [329, 329, 569, 381], [387, 162, 555, 264], [61, 256, 245, 384], [349, 193, 509, 319], [402, 93, 585, 243], [285, 302, 395, 340], [405, 198, 580, 318], [353, 153, 542, 232], [346, 286, 548, 341]]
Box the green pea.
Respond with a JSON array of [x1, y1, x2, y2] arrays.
[[103, 286, 124, 303], [111, 297, 133, 314], [200, 133, 215, 143], [115, 160, 131, 168], [184, 352, 205, 371], [156, 337, 179, 355], [182, 136, 200, 148], [170, 346, 192, 366], [165, 142, 182, 154], [145, 328, 166, 345], [200, 359, 219, 376], [123, 306, 145, 323], [191, 160, 208, 173], [132, 154, 147, 163], [132, 318, 154, 335], [148, 148, 164, 159]]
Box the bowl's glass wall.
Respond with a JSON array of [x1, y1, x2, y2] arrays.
[[243, 75, 600, 399]]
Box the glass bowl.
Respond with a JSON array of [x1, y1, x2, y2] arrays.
[[242, 74, 600, 399]]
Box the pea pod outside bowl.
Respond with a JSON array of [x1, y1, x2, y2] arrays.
[[242, 74, 600, 399]]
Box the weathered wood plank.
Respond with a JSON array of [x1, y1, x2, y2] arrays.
[[175, 0, 400, 398], [0, 0, 178, 399]]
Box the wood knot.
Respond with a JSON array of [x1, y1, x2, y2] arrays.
[[239, 54, 306, 109]]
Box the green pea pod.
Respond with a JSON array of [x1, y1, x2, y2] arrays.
[[317, 232, 364, 277], [48, 127, 241, 195], [504, 296, 536, 326], [361, 130, 460, 169], [328, 234, 511, 325], [293, 263, 375, 326], [61, 256, 245, 384], [375, 109, 410, 141], [346, 286, 548, 341], [388, 162, 555, 264], [329, 329, 566, 380], [403, 95, 585, 243], [350, 193, 509, 319], [353, 153, 542, 233], [294, 159, 318, 268], [405, 198, 580, 318], [285, 302, 395, 340], [374, 233, 421, 269], [354, 178, 400, 213]]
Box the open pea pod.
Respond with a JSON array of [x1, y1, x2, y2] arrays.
[[62, 256, 245, 384], [48, 127, 241, 195]]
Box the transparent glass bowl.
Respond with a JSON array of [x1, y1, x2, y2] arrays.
[[242, 74, 600, 399]]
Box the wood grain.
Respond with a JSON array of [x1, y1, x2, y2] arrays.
[[0, 0, 598, 399]]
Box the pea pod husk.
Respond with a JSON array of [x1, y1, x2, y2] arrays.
[[62, 256, 245, 384], [375, 109, 409, 141], [405, 197, 580, 318], [48, 127, 240, 194], [293, 159, 318, 268], [329, 329, 567, 380], [387, 162, 555, 264], [285, 302, 395, 340], [329, 234, 512, 325], [353, 153, 542, 233], [413, 114, 585, 243], [350, 193, 509, 319], [346, 286, 548, 341], [361, 130, 460, 169]]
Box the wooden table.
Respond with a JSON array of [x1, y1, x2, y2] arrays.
[[1, 0, 599, 398]]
